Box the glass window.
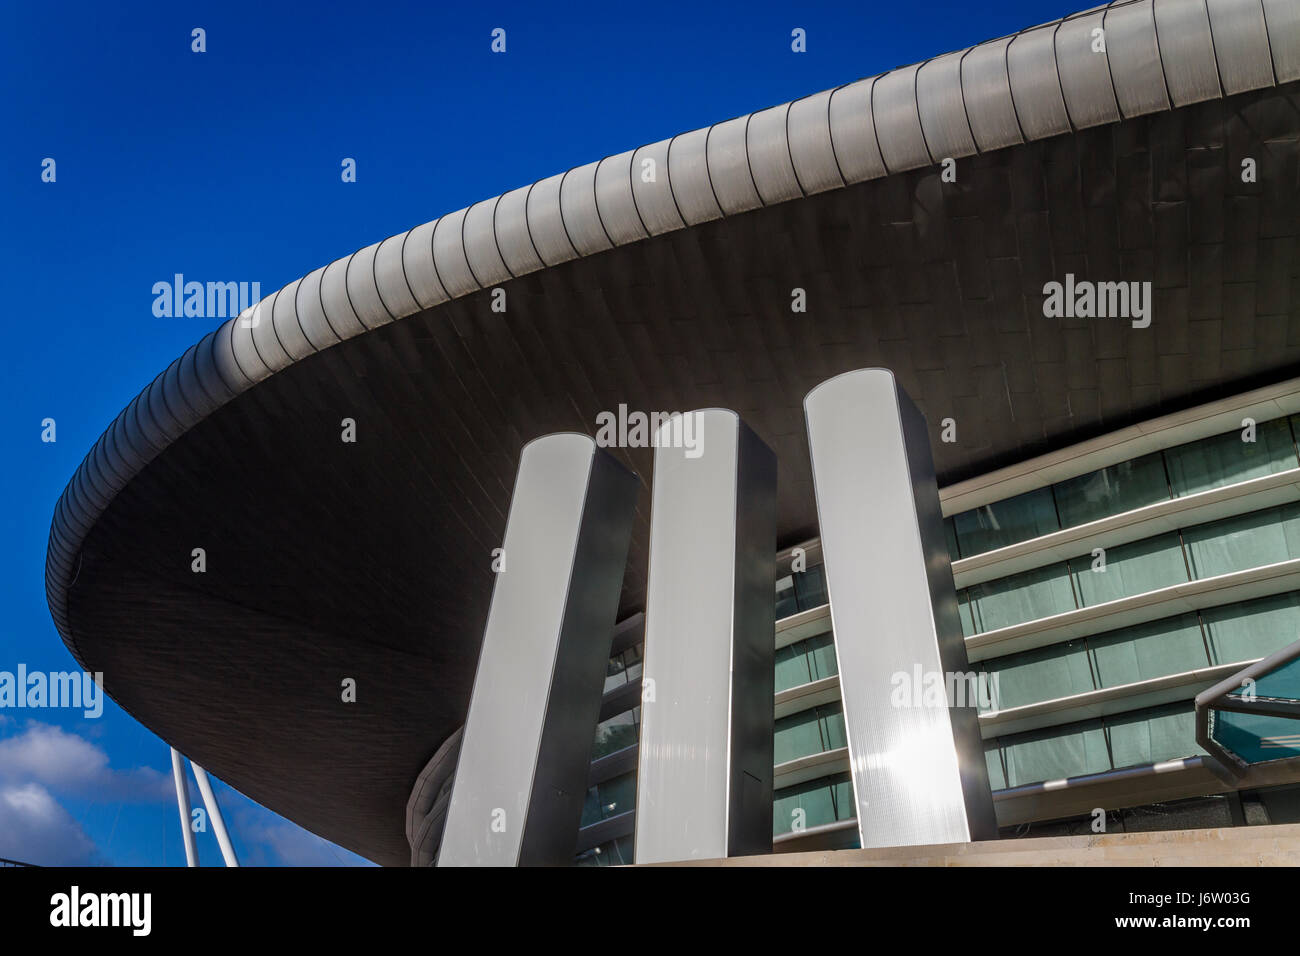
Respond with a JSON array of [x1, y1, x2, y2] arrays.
[[773, 772, 854, 835], [830, 773, 855, 822], [1000, 719, 1110, 787], [1164, 418, 1298, 498], [775, 629, 836, 693], [592, 706, 640, 759], [603, 651, 628, 694], [979, 640, 1095, 710], [774, 708, 828, 764], [819, 702, 848, 751], [794, 564, 829, 610], [1182, 504, 1300, 579], [775, 574, 798, 619], [958, 590, 977, 637], [805, 629, 838, 682], [1202, 592, 1300, 665], [1070, 532, 1188, 606], [575, 835, 633, 867], [985, 742, 1006, 791], [944, 517, 961, 562], [581, 773, 637, 827], [965, 561, 1077, 633], [602, 645, 642, 694], [775, 641, 813, 693], [773, 703, 846, 764], [952, 486, 1061, 557], [1089, 613, 1208, 687], [1106, 703, 1200, 769], [1053, 453, 1170, 527]]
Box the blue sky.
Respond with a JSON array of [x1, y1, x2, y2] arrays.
[[0, 0, 1072, 865]]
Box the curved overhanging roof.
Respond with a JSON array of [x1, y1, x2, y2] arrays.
[[46, 1, 1300, 865]]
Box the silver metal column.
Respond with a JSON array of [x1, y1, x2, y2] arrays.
[[804, 369, 996, 847], [634, 409, 777, 863], [190, 762, 239, 867], [439, 434, 638, 866], [169, 747, 199, 867]]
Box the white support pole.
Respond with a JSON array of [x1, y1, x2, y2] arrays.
[[169, 747, 199, 867], [191, 762, 240, 867]]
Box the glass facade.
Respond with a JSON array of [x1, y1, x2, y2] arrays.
[[603, 644, 642, 693], [775, 627, 838, 693], [580, 772, 636, 828], [592, 706, 640, 760], [776, 564, 828, 619], [944, 415, 1300, 562], [773, 771, 855, 836], [958, 504, 1300, 637], [574, 413, 1300, 863], [774, 702, 848, 764]]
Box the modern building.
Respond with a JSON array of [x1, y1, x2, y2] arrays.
[[46, 0, 1300, 866]]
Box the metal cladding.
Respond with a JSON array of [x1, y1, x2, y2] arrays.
[[44, 1, 1300, 648], [634, 411, 778, 863], [438, 435, 638, 867], [804, 369, 998, 847], [42, 3, 1300, 865]]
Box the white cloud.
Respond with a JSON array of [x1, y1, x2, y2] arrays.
[[0, 782, 101, 866], [0, 721, 171, 801]]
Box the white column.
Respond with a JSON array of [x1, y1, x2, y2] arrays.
[[804, 368, 996, 848], [634, 409, 777, 863], [191, 762, 240, 867], [169, 747, 199, 867], [439, 434, 638, 866]]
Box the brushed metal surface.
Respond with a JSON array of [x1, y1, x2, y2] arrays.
[[271, 278, 314, 361], [295, 266, 345, 349], [960, 38, 1023, 151], [1266, 0, 1300, 82], [787, 90, 844, 195], [1106, 0, 1171, 117], [635, 410, 776, 863], [595, 151, 648, 245], [431, 208, 480, 297], [319, 257, 366, 339], [1054, 8, 1120, 129], [804, 369, 996, 848], [916, 51, 977, 160], [462, 199, 512, 287], [373, 235, 420, 319], [630, 139, 684, 234], [872, 66, 932, 172], [494, 185, 546, 276], [399, 220, 449, 310], [747, 104, 802, 204], [559, 161, 613, 256], [1154, 0, 1223, 106], [345, 242, 393, 329], [665, 128, 722, 225], [438, 434, 637, 866], [526, 173, 578, 265], [1206, 0, 1274, 95], [707, 116, 763, 215], [1007, 26, 1072, 140], [827, 78, 888, 182]]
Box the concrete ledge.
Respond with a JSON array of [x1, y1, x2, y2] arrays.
[[648, 823, 1300, 866]]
